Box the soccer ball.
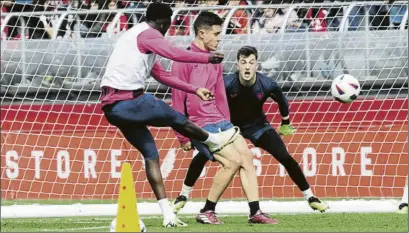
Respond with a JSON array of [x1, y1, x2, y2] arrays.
[[331, 74, 361, 103], [109, 218, 146, 232]]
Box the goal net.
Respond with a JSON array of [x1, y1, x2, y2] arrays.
[[1, 0, 408, 214]]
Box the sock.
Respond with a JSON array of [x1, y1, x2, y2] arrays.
[[180, 184, 193, 198], [158, 198, 175, 220], [402, 185, 408, 204], [302, 188, 314, 201], [201, 199, 217, 212], [281, 118, 290, 125], [203, 132, 220, 146], [249, 201, 260, 216]]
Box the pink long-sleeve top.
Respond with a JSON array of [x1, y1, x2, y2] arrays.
[[100, 24, 210, 108], [171, 42, 230, 145]]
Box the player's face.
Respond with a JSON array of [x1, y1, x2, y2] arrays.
[[237, 54, 258, 82], [201, 25, 222, 51]]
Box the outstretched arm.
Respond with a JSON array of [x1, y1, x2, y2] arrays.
[[270, 82, 290, 121], [151, 61, 199, 94], [138, 28, 209, 64], [270, 81, 295, 136]]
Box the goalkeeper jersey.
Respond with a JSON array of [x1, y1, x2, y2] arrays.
[[224, 72, 289, 128]]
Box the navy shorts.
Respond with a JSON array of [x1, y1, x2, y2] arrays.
[[191, 120, 234, 161], [103, 93, 188, 160], [239, 119, 273, 144]]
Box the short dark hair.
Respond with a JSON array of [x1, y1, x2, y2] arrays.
[[146, 2, 173, 21], [237, 46, 258, 60], [193, 11, 223, 35]]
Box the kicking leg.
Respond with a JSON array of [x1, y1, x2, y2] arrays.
[[127, 93, 240, 150], [171, 116, 240, 153], [254, 129, 328, 212], [105, 94, 240, 155]]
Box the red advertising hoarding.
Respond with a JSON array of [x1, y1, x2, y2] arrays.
[[1, 99, 407, 200]]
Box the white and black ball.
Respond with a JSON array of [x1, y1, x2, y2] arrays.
[[331, 74, 361, 103]]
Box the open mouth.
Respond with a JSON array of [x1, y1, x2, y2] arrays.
[[245, 72, 251, 76]]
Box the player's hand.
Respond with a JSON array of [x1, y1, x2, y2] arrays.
[[181, 142, 193, 151], [196, 88, 214, 101], [208, 52, 224, 64], [278, 124, 296, 136]]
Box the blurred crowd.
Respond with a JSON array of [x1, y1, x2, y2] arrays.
[[1, 0, 408, 40]]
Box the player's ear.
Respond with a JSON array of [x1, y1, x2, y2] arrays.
[[235, 61, 239, 70], [198, 29, 206, 39]]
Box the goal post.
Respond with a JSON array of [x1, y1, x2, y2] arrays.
[[1, 0, 408, 213]]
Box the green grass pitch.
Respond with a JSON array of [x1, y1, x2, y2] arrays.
[[1, 213, 407, 232]]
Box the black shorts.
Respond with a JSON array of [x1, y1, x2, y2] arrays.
[[239, 118, 274, 144]]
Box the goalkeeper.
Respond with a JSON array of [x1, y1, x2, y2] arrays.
[[172, 46, 328, 214]]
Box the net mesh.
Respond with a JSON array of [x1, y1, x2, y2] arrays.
[[1, 0, 408, 201]]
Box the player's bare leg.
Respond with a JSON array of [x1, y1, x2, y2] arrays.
[[144, 159, 188, 227], [232, 136, 279, 224], [145, 158, 167, 200], [157, 120, 241, 225], [196, 151, 241, 225], [233, 136, 259, 203], [194, 135, 277, 225], [208, 152, 242, 203]]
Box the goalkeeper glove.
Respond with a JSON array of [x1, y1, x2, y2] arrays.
[[278, 124, 296, 136]]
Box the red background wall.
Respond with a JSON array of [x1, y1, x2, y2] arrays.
[[1, 99, 407, 200]]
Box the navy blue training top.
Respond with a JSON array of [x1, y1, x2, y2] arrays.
[[224, 72, 289, 127]]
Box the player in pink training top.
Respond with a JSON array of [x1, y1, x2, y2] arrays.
[[170, 11, 278, 225], [100, 2, 240, 228]]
